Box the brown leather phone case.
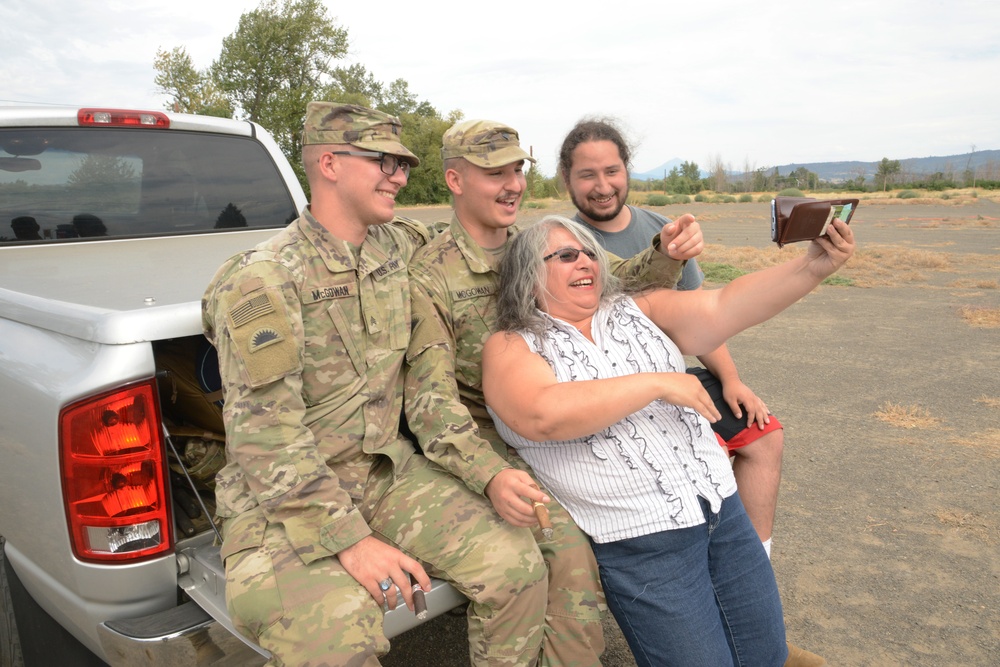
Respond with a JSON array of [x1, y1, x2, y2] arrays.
[[771, 197, 858, 247]]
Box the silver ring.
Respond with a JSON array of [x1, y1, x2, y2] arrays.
[[379, 578, 392, 592]]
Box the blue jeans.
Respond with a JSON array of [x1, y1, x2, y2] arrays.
[[591, 493, 787, 667]]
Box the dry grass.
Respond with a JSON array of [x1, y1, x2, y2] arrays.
[[702, 244, 790, 272], [873, 402, 942, 429], [948, 278, 1000, 290], [960, 253, 1000, 272], [948, 428, 1000, 459], [917, 216, 999, 229], [848, 189, 1000, 205], [857, 246, 952, 269], [844, 245, 952, 287], [702, 242, 962, 288], [958, 306, 1000, 328], [935, 509, 997, 543], [975, 395, 1000, 409]]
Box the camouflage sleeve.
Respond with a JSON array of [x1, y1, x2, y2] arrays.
[[204, 257, 371, 563], [608, 234, 685, 291], [404, 268, 511, 495], [389, 215, 432, 249]]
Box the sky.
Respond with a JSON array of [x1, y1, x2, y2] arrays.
[[2, 0, 998, 177]]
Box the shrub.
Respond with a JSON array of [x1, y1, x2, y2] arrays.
[[777, 187, 804, 197], [646, 194, 671, 206], [897, 190, 920, 199], [717, 195, 736, 203], [941, 193, 951, 200], [524, 200, 547, 209], [822, 275, 855, 287], [694, 193, 707, 202], [671, 195, 691, 204], [757, 194, 773, 202], [701, 262, 746, 284], [739, 194, 753, 203]]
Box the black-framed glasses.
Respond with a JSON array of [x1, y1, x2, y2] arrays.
[[542, 247, 598, 263], [330, 150, 411, 177]]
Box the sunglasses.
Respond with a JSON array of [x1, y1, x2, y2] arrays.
[[542, 247, 598, 263], [330, 150, 411, 177]]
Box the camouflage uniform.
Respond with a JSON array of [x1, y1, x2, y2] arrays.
[[404, 120, 685, 667], [203, 103, 548, 667]]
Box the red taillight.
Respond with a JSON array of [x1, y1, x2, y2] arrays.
[[60, 381, 173, 562], [77, 108, 170, 128]]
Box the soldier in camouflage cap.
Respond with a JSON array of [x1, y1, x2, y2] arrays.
[[440, 119, 535, 168], [405, 119, 705, 666], [303, 101, 420, 166], [203, 102, 548, 666]]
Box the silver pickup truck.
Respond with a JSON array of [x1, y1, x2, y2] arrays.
[[0, 106, 464, 666]]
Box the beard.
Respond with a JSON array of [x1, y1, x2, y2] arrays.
[[569, 182, 629, 223]]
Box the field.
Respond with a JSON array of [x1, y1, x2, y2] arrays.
[[386, 195, 1000, 666]]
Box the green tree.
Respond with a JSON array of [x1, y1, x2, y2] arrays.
[[875, 157, 901, 192], [680, 161, 700, 182], [664, 166, 693, 195], [211, 0, 349, 164], [381, 79, 436, 118], [325, 66, 435, 117], [525, 163, 544, 199], [395, 109, 460, 206], [153, 47, 231, 117], [848, 165, 867, 191], [707, 154, 729, 193], [526, 164, 559, 199], [751, 167, 773, 192], [788, 166, 818, 190], [964, 144, 977, 188], [328, 63, 384, 107]]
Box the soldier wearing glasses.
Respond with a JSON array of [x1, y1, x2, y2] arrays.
[[203, 103, 548, 666]]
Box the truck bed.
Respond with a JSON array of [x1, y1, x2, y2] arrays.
[[0, 230, 277, 342]]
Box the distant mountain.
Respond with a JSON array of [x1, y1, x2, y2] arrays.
[[633, 149, 999, 182]]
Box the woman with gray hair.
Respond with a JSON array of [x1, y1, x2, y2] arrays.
[[482, 215, 855, 667]]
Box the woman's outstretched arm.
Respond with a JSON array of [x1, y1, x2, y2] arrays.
[[482, 331, 720, 442]]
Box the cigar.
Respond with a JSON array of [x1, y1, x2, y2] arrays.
[[532, 501, 554, 540], [528, 484, 554, 540], [412, 583, 428, 620]]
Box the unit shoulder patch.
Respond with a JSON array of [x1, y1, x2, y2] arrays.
[[226, 287, 301, 388]]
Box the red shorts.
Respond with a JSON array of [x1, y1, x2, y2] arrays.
[[685, 367, 784, 453], [715, 415, 783, 452]]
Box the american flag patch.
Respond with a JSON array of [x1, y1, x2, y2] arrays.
[[230, 293, 274, 328]]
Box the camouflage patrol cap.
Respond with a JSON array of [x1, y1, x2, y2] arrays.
[[441, 119, 536, 168], [302, 101, 420, 166]]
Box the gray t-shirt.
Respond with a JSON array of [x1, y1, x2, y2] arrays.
[[574, 205, 703, 290]]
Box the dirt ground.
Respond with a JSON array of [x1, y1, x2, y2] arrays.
[[384, 197, 1000, 666]]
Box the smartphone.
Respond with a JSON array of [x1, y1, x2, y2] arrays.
[[770, 199, 777, 241]]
